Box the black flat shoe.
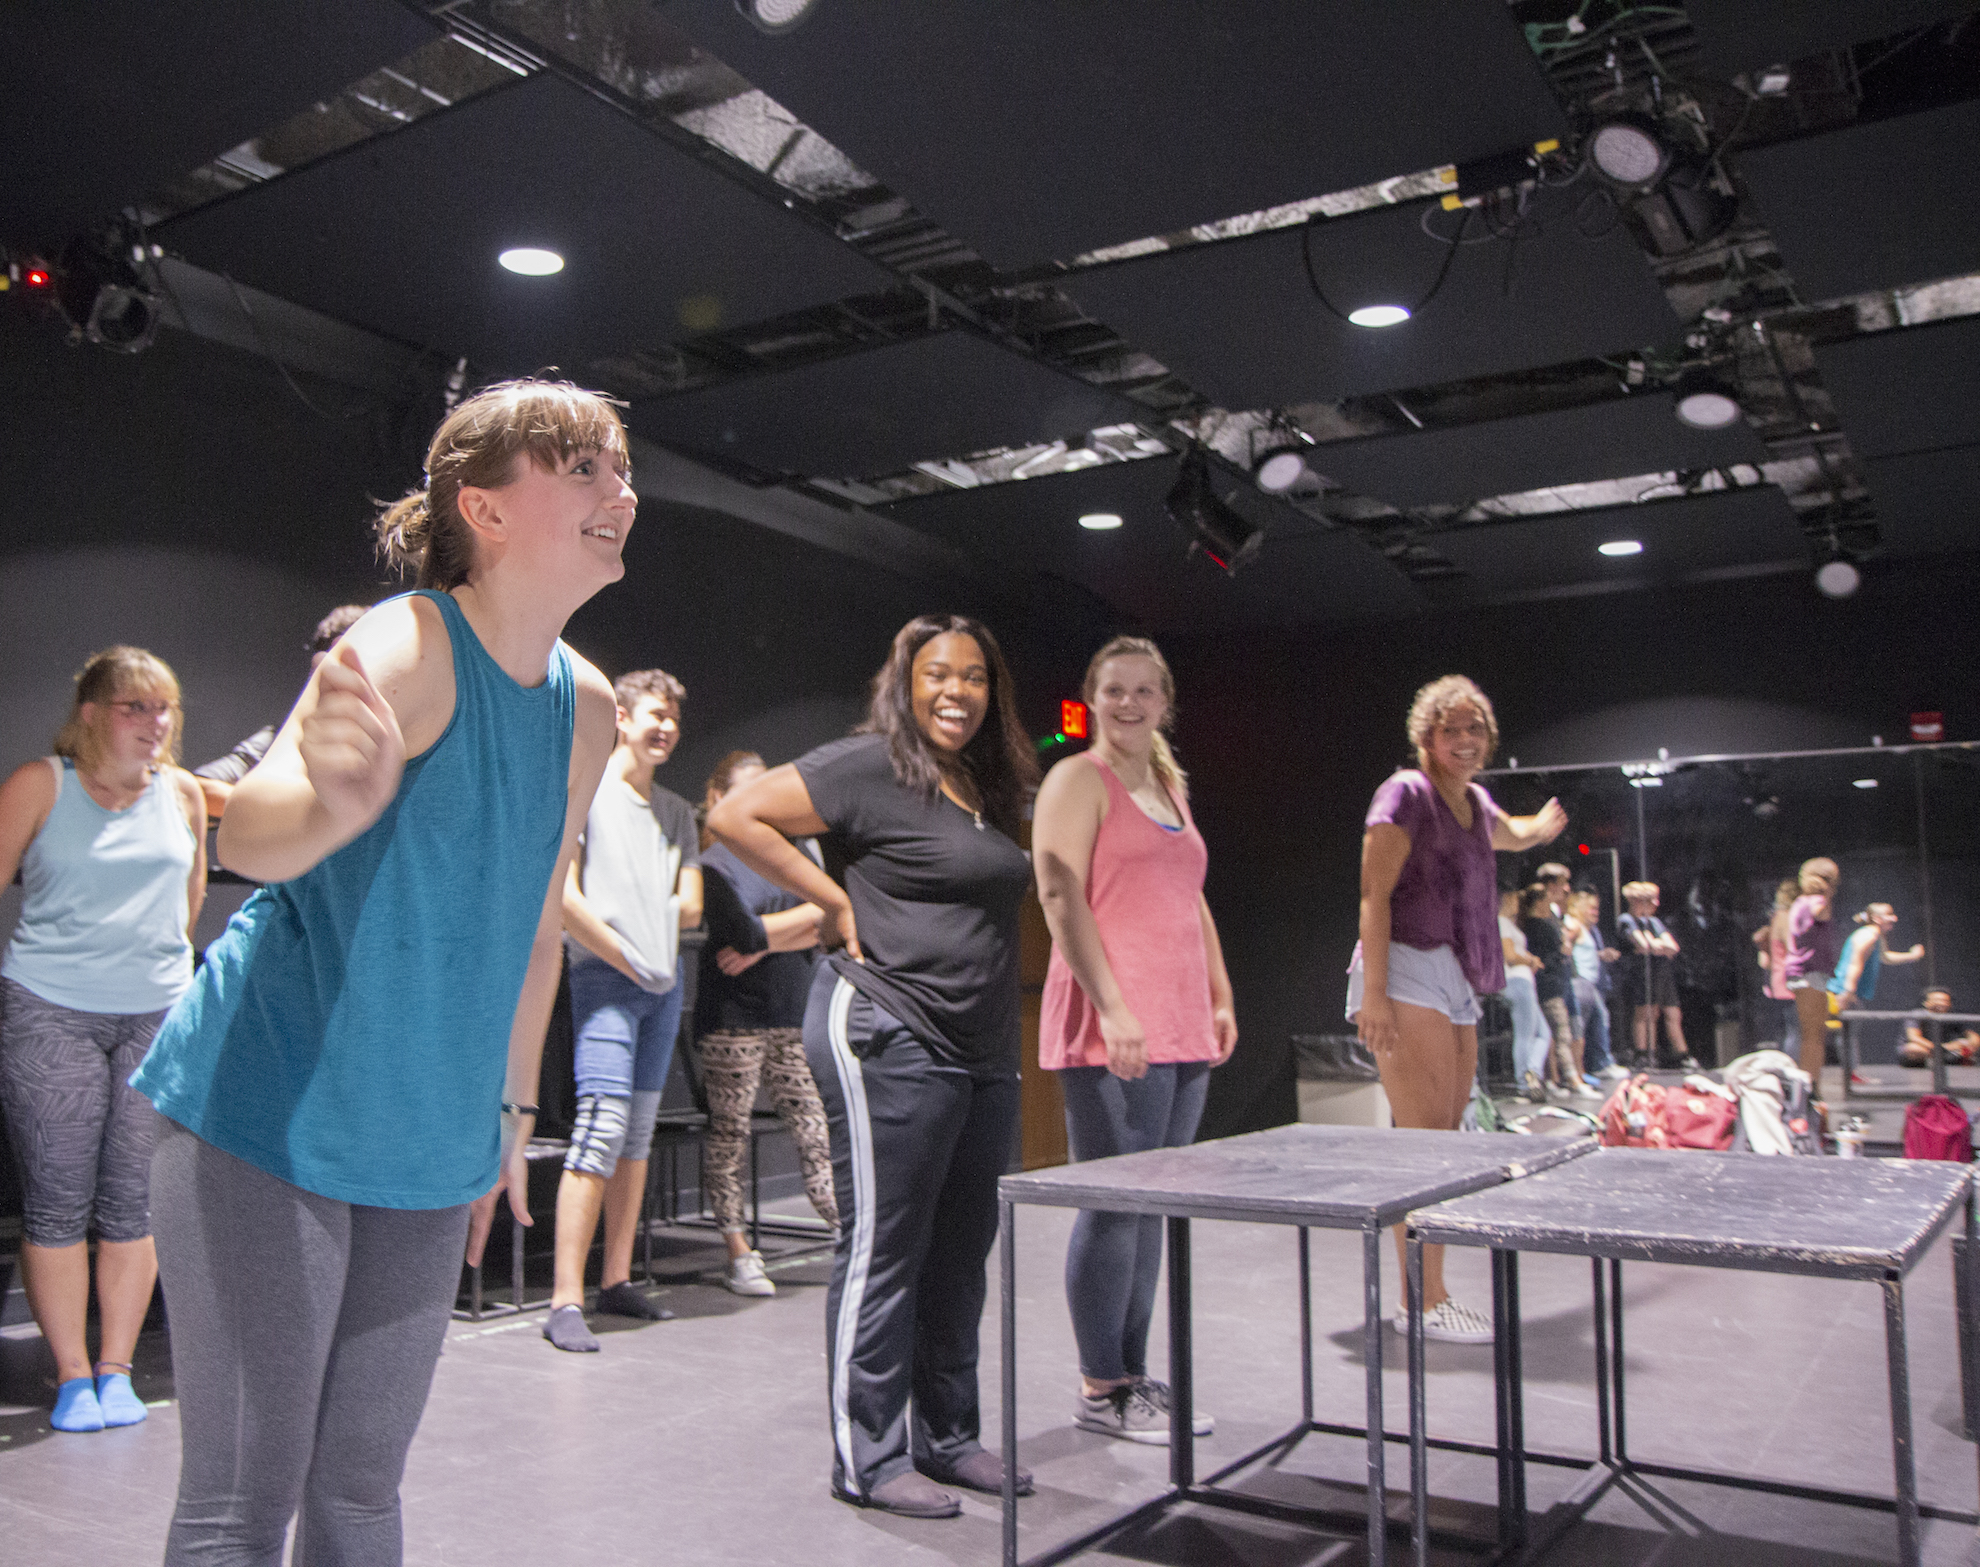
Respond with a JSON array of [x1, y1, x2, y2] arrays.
[[593, 1281, 675, 1320], [921, 1448, 1035, 1497]]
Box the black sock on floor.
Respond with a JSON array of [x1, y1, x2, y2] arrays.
[[594, 1281, 675, 1321]]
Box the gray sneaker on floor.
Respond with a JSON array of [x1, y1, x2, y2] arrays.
[[1076, 1382, 1171, 1444], [1133, 1376, 1214, 1436], [724, 1250, 776, 1296]]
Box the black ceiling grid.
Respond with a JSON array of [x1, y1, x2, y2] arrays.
[[1861, 445, 1980, 557], [1683, 0, 1980, 76], [659, 0, 1565, 270], [877, 457, 1424, 630], [158, 71, 893, 375], [632, 331, 1139, 481], [1, 0, 440, 247], [1304, 394, 1770, 511], [1430, 485, 1810, 600], [1813, 315, 1980, 461], [1065, 195, 1681, 413], [1737, 97, 1980, 304]]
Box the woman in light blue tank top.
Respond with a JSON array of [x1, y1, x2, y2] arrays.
[[131, 381, 628, 1564], [0, 645, 205, 1433]]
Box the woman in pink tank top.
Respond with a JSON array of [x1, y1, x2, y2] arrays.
[[1034, 637, 1236, 1445]]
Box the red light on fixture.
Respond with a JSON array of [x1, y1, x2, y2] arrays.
[[1061, 700, 1088, 739], [1911, 712, 1944, 742], [1578, 843, 1590, 855], [24, 267, 51, 290]]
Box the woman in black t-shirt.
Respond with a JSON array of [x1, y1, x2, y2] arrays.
[[708, 615, 1041, 1521]]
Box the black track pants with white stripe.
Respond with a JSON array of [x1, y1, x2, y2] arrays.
[[804, 968, 1020, 1499]]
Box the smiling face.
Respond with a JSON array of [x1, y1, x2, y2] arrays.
[[910, 632, 989, 755], [1090, 653, 1169, 754], [1423, 701, 1492, 782], [617, 693, 680, 769], [80, 683, 176, 774], [470, 447, 636, 593], [1925, 989, 1953, 1013]]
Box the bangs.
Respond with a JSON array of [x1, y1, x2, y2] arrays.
[[507, 384, 631, 477]]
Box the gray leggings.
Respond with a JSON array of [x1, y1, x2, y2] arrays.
[[0, 976, 166, 1246], [1060, 1062, 1210, 1382], [151, 1120, 469, 1567]]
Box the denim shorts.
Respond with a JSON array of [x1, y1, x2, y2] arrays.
[[1346, 942, 1482, 1026]]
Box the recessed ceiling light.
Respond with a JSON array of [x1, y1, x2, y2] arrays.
[[1853, 778, 1879, 789], [739, 0, 819, 32], [1598, 539, 1644, 557], [1078, 512, 1123, 530], [499, 247, 564, 276], [1253, 448, 1309, 494], [1347, 304, 1411, 328], [1815, 559, 1861, 598]]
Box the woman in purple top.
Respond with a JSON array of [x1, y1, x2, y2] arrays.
[[1784, 855, 1842, 1088], [1350, 675, 1566, 1343]]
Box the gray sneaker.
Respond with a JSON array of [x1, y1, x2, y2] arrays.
[[1132, 1376, 1214, 1436], [724, 1250, 776, 1297], [1075, 1382, 1171, 1444]]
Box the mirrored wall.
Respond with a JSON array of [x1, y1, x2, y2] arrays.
[[1484, 743, 1980, 1067]]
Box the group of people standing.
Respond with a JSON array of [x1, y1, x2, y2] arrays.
[[0, 378, 1243, 1552]]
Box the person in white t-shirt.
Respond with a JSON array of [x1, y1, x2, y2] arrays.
[[544, 668, 703, 1352]]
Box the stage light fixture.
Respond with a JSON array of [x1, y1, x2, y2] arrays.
[[1251, 444, 1309, 495], [1853, 778, 1879, 789], [24, 263, 52, 291], [1815, 558, 1861, 598], [1166, 450, 1263, 575], [1078, 512, 1122, 530], [1598, 539, 1644, 557], [1673, 370, 1742, 429], [739, 0, 819, 32], [1587, 117, 1670, 190], [1347, 304, 1410, 328], [499, 247, 564, 276], [55, 235, 158, 353]]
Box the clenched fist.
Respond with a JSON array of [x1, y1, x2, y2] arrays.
[[300, 643, 406, 836]]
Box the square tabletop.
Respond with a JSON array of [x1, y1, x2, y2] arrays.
[[1410, 1148, 1972, 1280], [999, 1123, 1596, 1231]]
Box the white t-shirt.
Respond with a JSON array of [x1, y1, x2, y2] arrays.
[[575, 779, 683, 993]]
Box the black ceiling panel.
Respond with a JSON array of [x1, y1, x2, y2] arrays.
[[1065, 199, 1679, 410], [159, 73, 892, 373], [1431, 486, 1808, 597], [1863, 445, 1980, 556], [878, 458, 1424, 630], [632, 332, 1136, 480], [1306, 394, 1769, 508], [1685, 1, 1980, 76], [1738, 99, 1980, 302], [662, 0, 1565, 269], [2, 0, 438, 245], [1813, 316, 1980, 460]]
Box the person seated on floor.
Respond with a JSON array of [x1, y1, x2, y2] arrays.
[[1900, 987, 1980, 1067], [191, 604, 368, 822], [544, 667, 702, 1352]]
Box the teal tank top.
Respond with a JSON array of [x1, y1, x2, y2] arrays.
[[1, 759, 195, 1014], [133, 592, 575, 1208]]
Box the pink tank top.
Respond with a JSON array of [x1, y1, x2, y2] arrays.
[[1038, 754, 1217, 1070]]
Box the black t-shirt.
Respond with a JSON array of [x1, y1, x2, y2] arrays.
[[796, 733, 1031, 1073], [1520, 913, 1573, 1003], [1616, 913, 1673, 979], [697, 842, 817, 1034]]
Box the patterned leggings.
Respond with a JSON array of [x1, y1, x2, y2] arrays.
[[697, 1027, 838, 1234]]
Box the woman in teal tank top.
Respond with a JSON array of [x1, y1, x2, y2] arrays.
[[0, 646, 205, 1434], [131, 380, 626, 1565]]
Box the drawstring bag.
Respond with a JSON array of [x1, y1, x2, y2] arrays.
[[1903, 1094, 1974, 1162]]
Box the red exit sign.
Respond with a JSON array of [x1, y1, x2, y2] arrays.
[[1911, 712, 1944, 742], [1061, 700, 1088, 739]]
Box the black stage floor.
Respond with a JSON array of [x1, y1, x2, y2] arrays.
[[1, 1184, 1974, 1564]]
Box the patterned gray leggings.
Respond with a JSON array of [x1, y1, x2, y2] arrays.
[[0, 977, 166, 1247], [696, 1027, 838, 1234]]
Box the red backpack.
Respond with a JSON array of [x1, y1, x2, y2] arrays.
[[1662, 1084, 1739, 1151], [1903, 1095, 1974, 1162], [1599, 1075, 1670, 1148]]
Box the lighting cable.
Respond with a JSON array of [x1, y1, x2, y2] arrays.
[[221, 272, 370, 422], [1300, 204, 1471, 326]]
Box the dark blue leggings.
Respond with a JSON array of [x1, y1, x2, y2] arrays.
[[1060, 1062, 1210, 1382]]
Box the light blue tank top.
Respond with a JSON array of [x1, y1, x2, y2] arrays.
[[2, 759, 195, 1014], [133, 592, 575, 1209]]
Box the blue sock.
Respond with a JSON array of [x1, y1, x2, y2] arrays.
[[52, 1376, 104, 1433], [95, 1371, 147, 1427]]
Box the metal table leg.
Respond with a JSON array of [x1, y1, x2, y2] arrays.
[[1592, 1258, 1612, 1466], [1408, 1231, 1429, 1567], [1299, 1226, 1314, 1428], [1610, 1259, 1627, 1467], [1363, 1225, 1387, 1567], [1002, 1198, 1018, 1567], [1885, 1273, 1921, 1567], [1168, 1216, 1194, 1490]]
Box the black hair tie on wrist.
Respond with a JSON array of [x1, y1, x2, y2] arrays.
[[501, 1102, 539, 1117]]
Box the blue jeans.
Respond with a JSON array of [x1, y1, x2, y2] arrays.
[[1573, 977, 1613, 1073], [1502, 971, 1550, 1082], [570, 957, 683, 1096], [1059, 1061, 1211, 1382]]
